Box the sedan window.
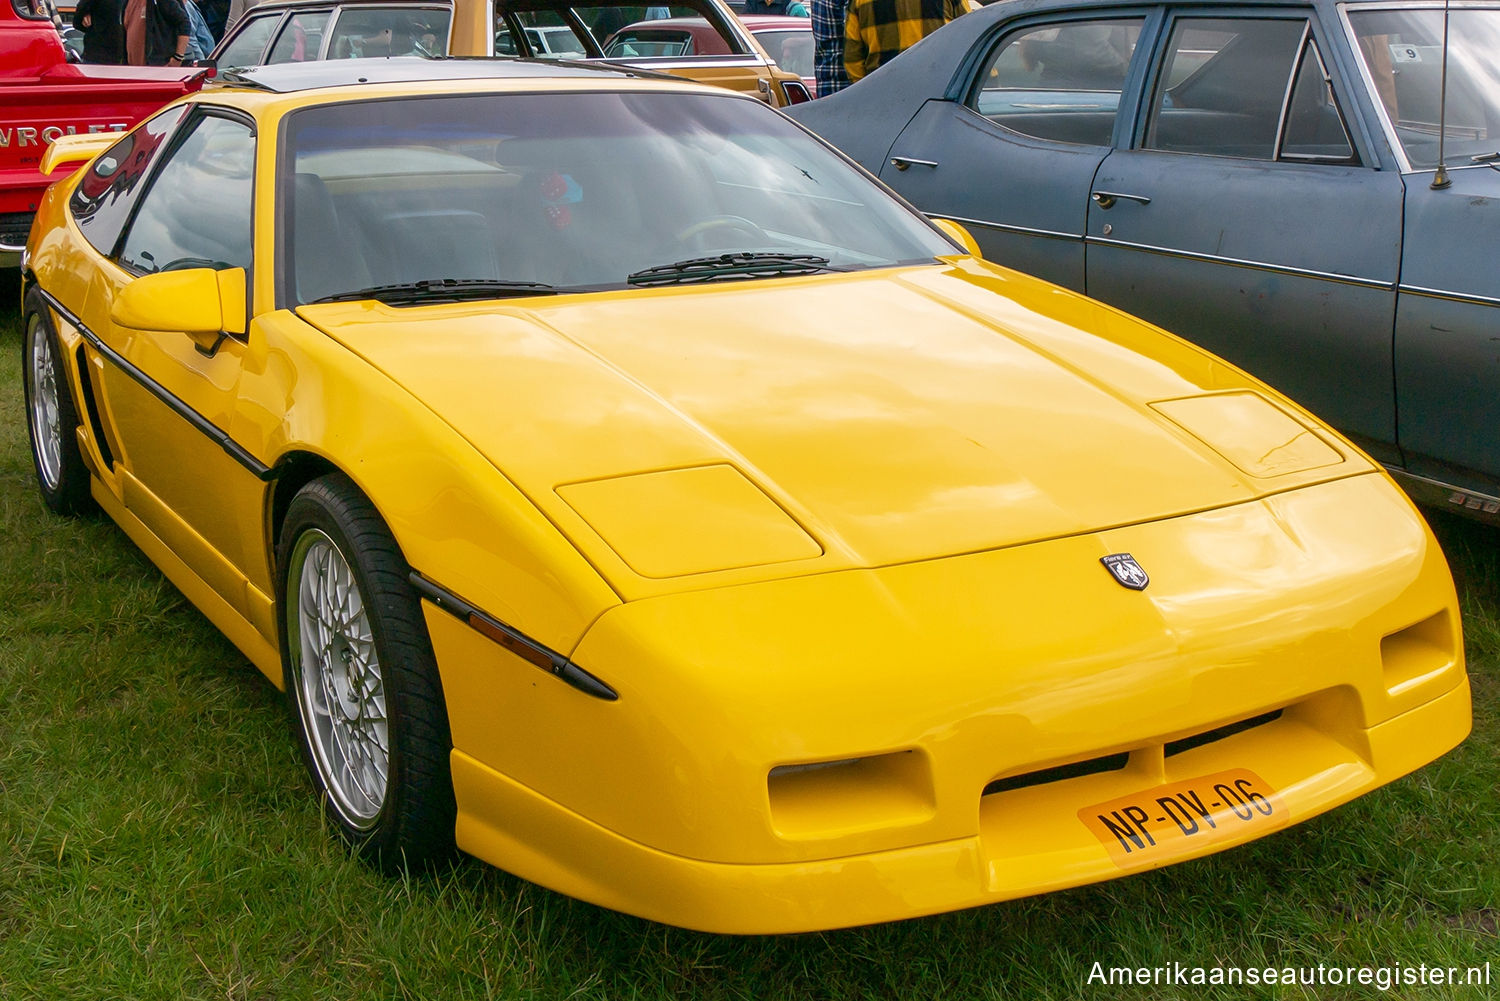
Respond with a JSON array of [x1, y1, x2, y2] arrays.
[[1349, 7, 1500, 169], [969, 19, 1145, 146], [117, 115, 255, 277], [327, 6, 451, 58], [1145, 18, 1353, 163], [267, 10, 333, 63], [215, 12, 285, 68], [494, 3, 742, 58]]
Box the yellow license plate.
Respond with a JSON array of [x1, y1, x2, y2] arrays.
[[1078, 768, 1287, 870]]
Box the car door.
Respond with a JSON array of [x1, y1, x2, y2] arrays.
[[81, 109, 269, 620], [880, 12, 1157, 292], [1084, 9, 1403, 463]]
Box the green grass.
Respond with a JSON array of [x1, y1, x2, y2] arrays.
[[0, 276, 1495, 1000]]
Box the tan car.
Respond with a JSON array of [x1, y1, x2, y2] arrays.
[[215, 0, 809, 106], [453, 0, 811, 106]]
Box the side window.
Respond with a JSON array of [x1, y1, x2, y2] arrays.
[[118, 116, 255, 276], [1145, 18, 1354, 162], [969, 19, 1145, 146], [215, 12, 284, 68], [267, 10, 333, 63], [1281, 41, 1355, 161], [328, 7, 452, 58], [69, 106, 189, 257]]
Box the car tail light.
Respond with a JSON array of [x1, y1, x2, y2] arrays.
[[781, 81, 813, 105]]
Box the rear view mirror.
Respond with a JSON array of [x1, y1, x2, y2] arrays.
[[110, 268, 247, 347]]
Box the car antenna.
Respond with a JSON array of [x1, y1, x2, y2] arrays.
[[1432, 0, 1453, 188]]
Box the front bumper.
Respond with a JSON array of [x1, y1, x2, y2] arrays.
[[449, 677, 1469, 933]]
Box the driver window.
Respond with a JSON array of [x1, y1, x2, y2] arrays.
[[118, 116, 254, 276], [970, 19, 1144, 146], [1145, 18, 1355, 162]]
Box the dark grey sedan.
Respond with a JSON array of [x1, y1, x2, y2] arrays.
[[790, 0, 1500, 521]]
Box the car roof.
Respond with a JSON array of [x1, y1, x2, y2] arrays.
[[216, 55, 644, 93], [737, 15, 811, 29], [242, 0, 448, 8]]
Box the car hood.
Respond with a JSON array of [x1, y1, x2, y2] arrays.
[[296, 260, 1369, 597]]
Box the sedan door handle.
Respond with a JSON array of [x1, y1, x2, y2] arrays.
[[890, 156, 939, 171], [1091, 191, 1152, 209]]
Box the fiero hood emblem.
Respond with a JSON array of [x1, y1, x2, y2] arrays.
[[1101, 553, 1149, 590]]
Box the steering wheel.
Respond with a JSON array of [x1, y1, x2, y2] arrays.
[[675, 214, 772, 253]]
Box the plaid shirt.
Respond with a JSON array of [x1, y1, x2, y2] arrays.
[[811, 0, 853, 96], [844, 0, 964, 82]]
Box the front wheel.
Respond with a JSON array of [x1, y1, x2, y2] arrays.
[[277, 473, 455, 871], [22, 287, 94, 516]]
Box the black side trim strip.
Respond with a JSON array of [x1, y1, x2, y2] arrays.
[[73, 343, 114, 471], [35, 286, 277, 481], [408, 572, 619, 702]]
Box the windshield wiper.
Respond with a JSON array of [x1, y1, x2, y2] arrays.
[[310, 278, 563, 306], [627, 252, 840, 287]]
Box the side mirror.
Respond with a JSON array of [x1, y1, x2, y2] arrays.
[[110, 268, 247, 347], [931, 218, 983, 259], [40, 132, 122, 175]]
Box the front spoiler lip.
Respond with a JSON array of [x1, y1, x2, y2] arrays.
[[449, 676, 1471, 934]]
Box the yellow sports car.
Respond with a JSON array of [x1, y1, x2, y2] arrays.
[[19, 59, 1470, 934]]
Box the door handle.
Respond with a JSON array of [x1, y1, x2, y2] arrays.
[[1091, 191, 1152, 209], [890, 156, 939, 171]]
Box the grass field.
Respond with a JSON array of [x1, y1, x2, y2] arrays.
[[0, 278, 1495, 1000]]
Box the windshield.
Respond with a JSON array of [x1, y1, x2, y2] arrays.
[[1349, 6, 1500, 168], [281, 91, 954, 305]]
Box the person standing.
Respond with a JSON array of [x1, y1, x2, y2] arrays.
[[73, 0, 126, 63], [843, 0, 963, 82], [196, 0, 229, 40], [810, 0, 851, 96], [123, 0, 191, 66]]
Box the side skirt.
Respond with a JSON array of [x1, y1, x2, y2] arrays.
[[91, 475, 283, 687]]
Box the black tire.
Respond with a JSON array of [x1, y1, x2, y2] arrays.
[[21, 286, 94, 516], [276, 472, 456, 871]]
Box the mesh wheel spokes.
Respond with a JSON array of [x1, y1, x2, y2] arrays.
[[291, 530, 390, 829], [26, 315, 64, 489]]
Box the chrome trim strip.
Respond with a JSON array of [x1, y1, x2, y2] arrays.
[[408, 573, 618, 701], [1385, 467, 1500, 521], [34, 286, 278, 482], [1399, 284, 1500, 307], [928, 214, 1080, 242], [0, 239, 25, 253], [604, 56, 768, 70], [1085, 236, 1395, 289]]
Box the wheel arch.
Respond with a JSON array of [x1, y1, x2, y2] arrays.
[[265, 450, 342, 574]]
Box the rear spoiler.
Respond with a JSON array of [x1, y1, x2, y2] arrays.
[[39, 132, 119, 175]]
